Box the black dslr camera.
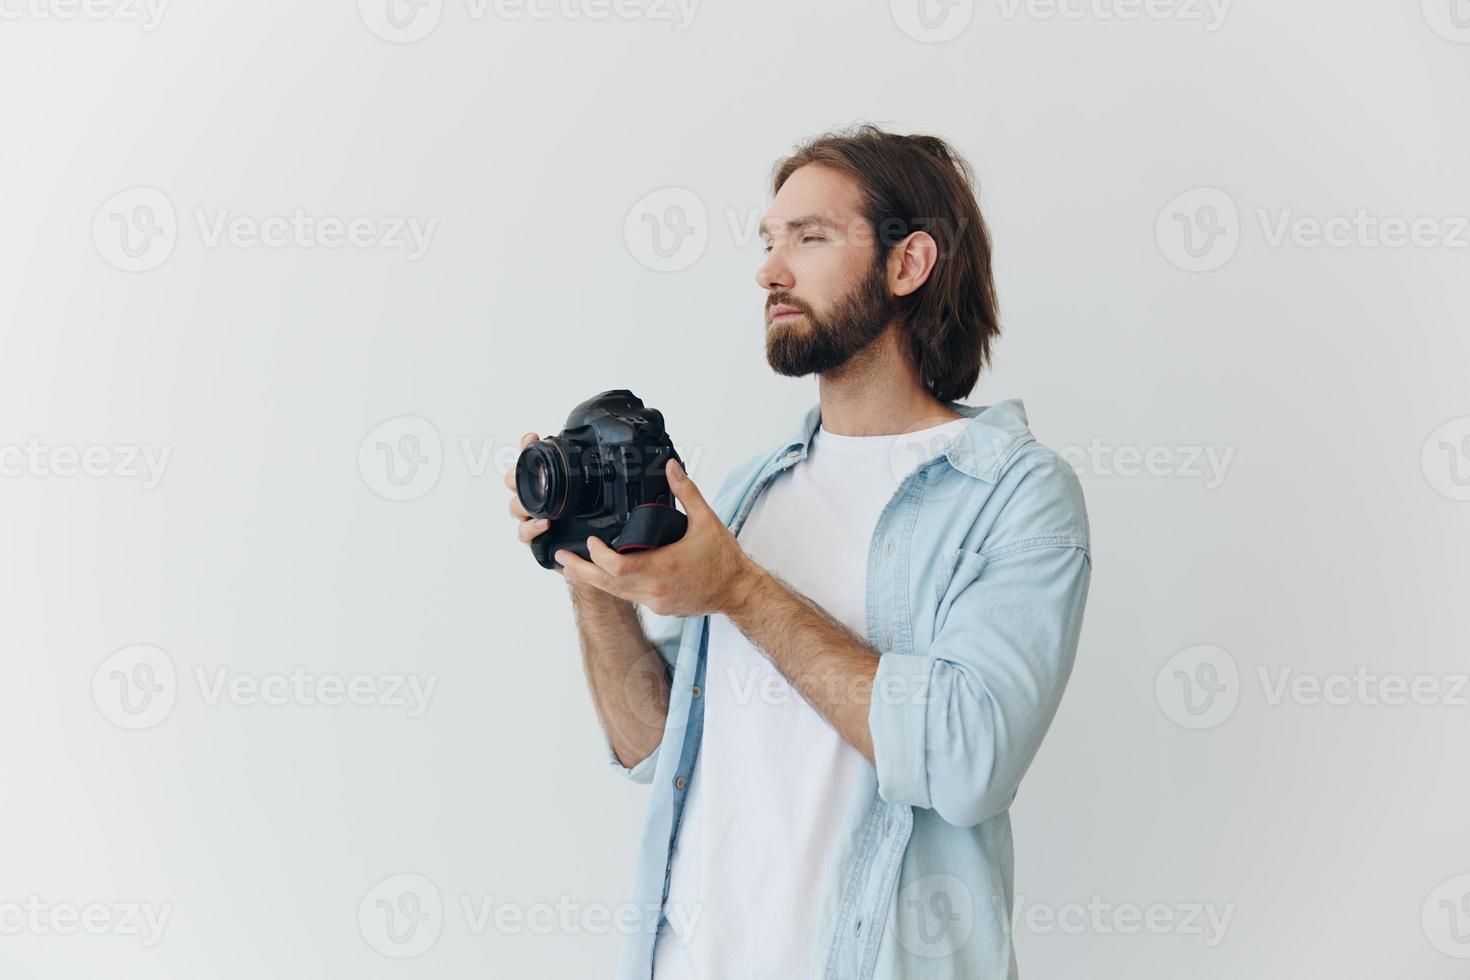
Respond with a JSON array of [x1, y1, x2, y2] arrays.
[[515, 389, 688, 570]]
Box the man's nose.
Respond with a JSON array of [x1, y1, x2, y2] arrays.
[[756, 249, 793, 292]]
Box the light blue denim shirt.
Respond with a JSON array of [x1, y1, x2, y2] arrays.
[[602, 397, 1092, 980]]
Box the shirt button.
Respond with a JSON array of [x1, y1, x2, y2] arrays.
[[884, 539, 894, 557], [674, 776, 686, 790], [786, 449, 799, 459], [883, 630, 892, 651], [691, 685, 702, 699]]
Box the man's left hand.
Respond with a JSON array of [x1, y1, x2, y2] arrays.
[[555, 459, 757, 618]]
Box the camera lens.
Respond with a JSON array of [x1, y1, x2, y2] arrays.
[[515, 437, 604, 520], [516, 440, 565, 519]]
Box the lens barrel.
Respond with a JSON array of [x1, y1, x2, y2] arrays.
[[515, 437, 602, 519]]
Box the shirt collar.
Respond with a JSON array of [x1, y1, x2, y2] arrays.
[[776, 397, 1035, 483]]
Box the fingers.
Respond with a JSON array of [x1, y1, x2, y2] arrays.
[[517, 516, 550, 544], [508, 433, 542, 541], [554, 546, 614, 593], [586, 535, 648, 586], [665, 458, 708, 519]]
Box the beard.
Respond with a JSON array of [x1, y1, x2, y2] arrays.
[[765, 260, 897, 378]]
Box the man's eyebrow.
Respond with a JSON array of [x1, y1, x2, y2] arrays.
[[757, 213, 840, 239]]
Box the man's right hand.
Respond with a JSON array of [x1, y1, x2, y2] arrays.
[[506, 431, 558, 571]]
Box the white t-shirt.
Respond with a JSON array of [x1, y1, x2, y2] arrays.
[[652, 415, 969, 980]]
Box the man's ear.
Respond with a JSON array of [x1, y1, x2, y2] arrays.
[[889, 231, 939, 298]]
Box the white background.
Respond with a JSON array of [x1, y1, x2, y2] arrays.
[[2, 0, 1468, 976]]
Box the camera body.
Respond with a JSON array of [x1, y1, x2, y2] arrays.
[[515, 389, 688, 570]]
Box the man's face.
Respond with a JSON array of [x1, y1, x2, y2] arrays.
[[756, 165, 897, 378]]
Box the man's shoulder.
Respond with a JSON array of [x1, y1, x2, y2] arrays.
[[974, 437, 1090, 556], [944, 401, 1090, 556]]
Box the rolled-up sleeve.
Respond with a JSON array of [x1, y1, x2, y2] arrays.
[[603, 606, 684, 783], [869, 537, 1091, 827]]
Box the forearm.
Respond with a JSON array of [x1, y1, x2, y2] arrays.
[[568, 581, 671, 769], [725, 563, 880, 763]]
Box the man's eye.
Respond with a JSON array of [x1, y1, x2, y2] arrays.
[[802, 235, 825, 244]]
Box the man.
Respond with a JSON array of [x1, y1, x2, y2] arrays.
[[506, 125, 1091, 979]]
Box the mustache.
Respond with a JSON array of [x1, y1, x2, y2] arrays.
[[766, 293, 812, 315]]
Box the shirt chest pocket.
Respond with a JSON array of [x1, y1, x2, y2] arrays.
[[932, 547, 989, 625]]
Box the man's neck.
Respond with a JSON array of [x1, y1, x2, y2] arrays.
[[815, 325, 965, 437]]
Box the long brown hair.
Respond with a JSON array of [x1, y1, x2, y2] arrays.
[[770, 124, 1000, 403]]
